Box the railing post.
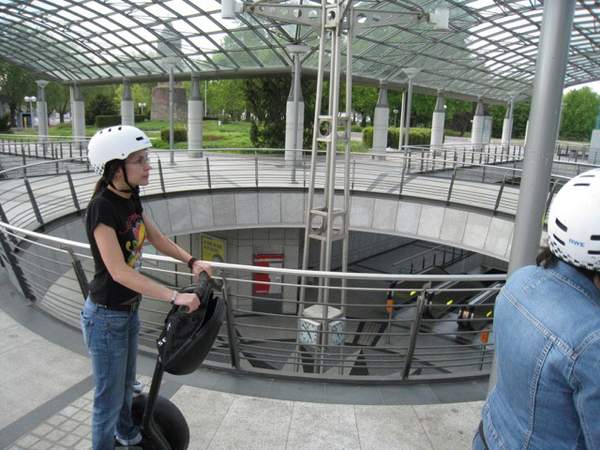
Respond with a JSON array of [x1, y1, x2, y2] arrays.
[[446, 167, 457, 205], [442, 150, 447, 170], [157, 158, 166, 195], [24, 178, 44, 228], [66, 169, 81, 214], [221, 279, 241, 370], [21, 148, 27, 177], [420, 150, 424, 172], [494, 177, 506, 215], [206, 158, 212, 190], [0, 226, 35, 301], [64, 247, 89, 300], [351, 159, 356, 190], [399, 156, 407, 196], [255, 154, 259, 188], [402, 285, 429, 380]]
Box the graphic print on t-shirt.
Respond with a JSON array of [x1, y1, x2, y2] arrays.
[[121, 212, 146, 269]]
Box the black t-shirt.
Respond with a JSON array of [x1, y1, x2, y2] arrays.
[[85, 187, 146, 306]]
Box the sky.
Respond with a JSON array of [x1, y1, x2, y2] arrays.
[[564, 81, 600, 94]]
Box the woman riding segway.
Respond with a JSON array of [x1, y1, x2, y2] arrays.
[[80, 125, 211, 450]]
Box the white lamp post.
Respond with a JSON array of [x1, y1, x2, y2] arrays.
[[23, 96, 37, 127], [138, 102, 147, 115]]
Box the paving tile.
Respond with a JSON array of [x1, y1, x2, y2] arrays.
[[286, 402, 360, 450], [355, 404, 433, 450], [170, 386, 235, 450], [412, 402, 483, 450], [208, 396, 293, 450], [31, 423, 53, 438], [46, 414, 67, 427], [15, 435, 39, 447], [45, 428, 67, 442]]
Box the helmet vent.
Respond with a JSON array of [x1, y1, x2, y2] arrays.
[[136, 136, 144, 141], [553, 234, 565, 245], [555, 218, 568, 232], [118, 126, 122, 130], [573, 183, 590, 187], [591, 235, 600, 241], [588, 250, 600, 255], [580, 174, 595, 178]]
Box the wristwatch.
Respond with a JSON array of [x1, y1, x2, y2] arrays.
[[170, 290, 177, 304]]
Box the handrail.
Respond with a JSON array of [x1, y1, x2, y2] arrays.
[[0, 220, 506, 283], [0, 218, 503, 383]]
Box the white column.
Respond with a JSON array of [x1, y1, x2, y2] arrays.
[[372, 81, 389, 158], [589, 113, 600, 164], [482, 116, 493, 144], [430, 93, 445, 149], [398, 91, 406, 149], [470, 100, 485, 149], [36, 80, 49, 142], [285, 45, 308, 167], [121, 79, 135, 126], [285, 84, 297, 162], [501, 99, 514, 152], [188, 75, 204, 157], [70, 84, 85, 141], [402, 68, 421, 148]]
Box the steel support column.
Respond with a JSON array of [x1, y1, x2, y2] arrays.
[[121, 79, 135, 126], [493, 0, 576, 390], [36, 80, 49, 142], [188, 75, 204, 157]]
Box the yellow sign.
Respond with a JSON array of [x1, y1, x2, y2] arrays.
[[201, 234, 226, 263]]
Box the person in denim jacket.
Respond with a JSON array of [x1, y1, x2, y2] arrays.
[[474, 169, 600, 450]]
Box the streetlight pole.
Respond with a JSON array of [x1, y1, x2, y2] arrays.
[[23, 96, 36, 128]]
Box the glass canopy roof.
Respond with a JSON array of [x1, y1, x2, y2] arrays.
[[0, 0, 598, 102]]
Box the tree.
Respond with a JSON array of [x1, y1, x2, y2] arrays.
[[446, 99, 473, 136], [559, 87, 600, 141], [113, 82, 154, 115], [352, 85, 378, 127], [244, 76, 289, 148], [45, 82, 70, 123], [488, 104, 507, 138], [0, 60, 36, 127], [85, 91, 118, 125], [205, 79, 246, 120], [512, 99, 530, 139]]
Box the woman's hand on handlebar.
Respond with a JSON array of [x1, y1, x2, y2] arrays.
[[173, 292, 200, 313], [190, 259, 212, 280]]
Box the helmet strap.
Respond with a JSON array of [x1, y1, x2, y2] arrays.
[[108, 160, 134, 193]]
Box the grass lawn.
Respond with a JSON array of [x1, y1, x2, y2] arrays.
[[5, 119, 370, 152]]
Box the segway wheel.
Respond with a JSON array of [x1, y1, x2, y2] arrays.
[[132, 394, 190, 450]]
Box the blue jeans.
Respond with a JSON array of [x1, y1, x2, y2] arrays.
[[81, 297, 141, 450]]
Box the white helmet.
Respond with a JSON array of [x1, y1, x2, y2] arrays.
[[547, 168, 600, 271], [87, 125, 152, 175]]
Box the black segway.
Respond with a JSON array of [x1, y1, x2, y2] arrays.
[[130, 273, 225, 449]]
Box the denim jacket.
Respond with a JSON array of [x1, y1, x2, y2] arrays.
[[480, 261, 600, 450]]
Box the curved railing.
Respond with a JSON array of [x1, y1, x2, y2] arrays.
[[0, 221, 504, 382], [0, 146, 581, 233]]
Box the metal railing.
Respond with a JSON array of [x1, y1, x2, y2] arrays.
[[0, 220, 504, 383], [0, 147, 577, 233]]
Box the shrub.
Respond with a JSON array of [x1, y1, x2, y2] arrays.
[[134, 114, 148, 123], [95, 115, 121, 128], [160, 127, 187, 143], [0, 113, 11, 133], [351, 124, 363, 132], [86, 93, 118, 125], [362, 127, 432, 147]]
